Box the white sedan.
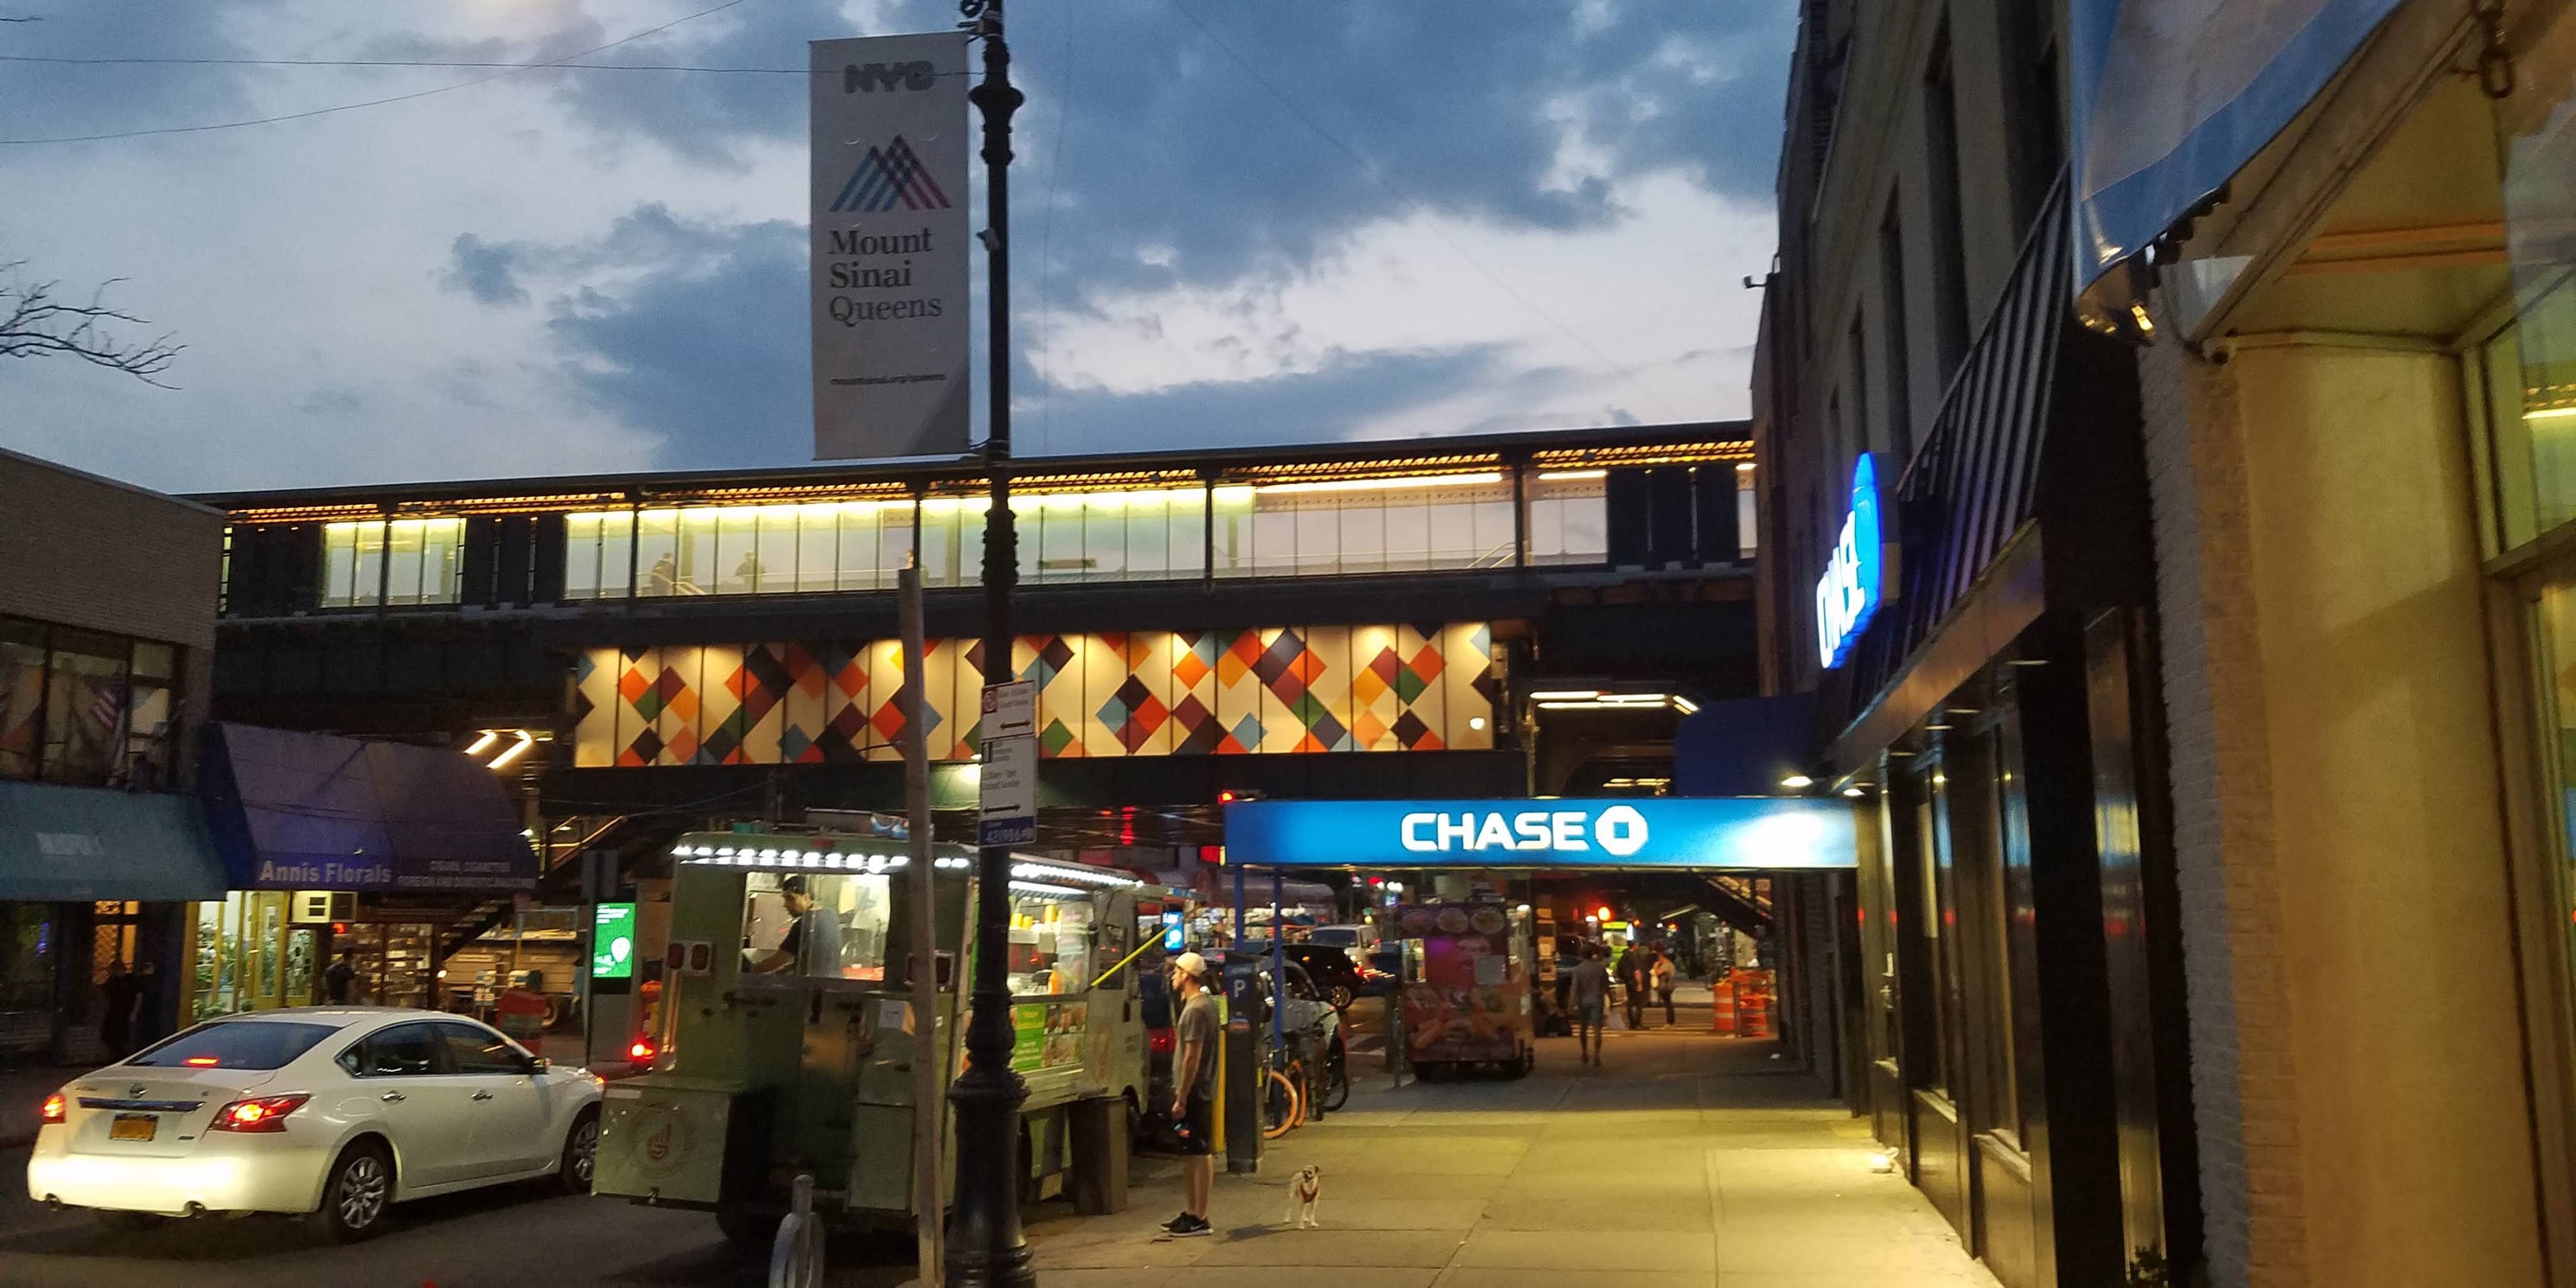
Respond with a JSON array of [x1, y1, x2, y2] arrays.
[[27, 1006, 603, 1241]]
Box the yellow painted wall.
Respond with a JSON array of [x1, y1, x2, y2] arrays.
[[2229, 340, 2545, 1286]]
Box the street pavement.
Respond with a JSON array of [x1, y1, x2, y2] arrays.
[[0, 1008, 1998, 1286]]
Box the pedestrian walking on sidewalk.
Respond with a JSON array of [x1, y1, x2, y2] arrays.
[[1651, 950, 1676, 1026], [99, 961, 140, 1059], [1617, 944, 1650, 1030], [1569, 945, 1609, 1066], [325, 950, 360, 1004], [1160, 951, 1220, 1239]]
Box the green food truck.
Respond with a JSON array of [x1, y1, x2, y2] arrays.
[[592, 826, 1159, 1244]]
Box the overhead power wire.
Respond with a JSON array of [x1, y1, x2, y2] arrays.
[[0, 54, 817, 73], [1161, 0, 1682, 422], [0, 0, 760, 146]]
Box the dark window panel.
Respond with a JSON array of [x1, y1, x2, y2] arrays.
[[1695, 467, 1743, 565], [1606, 470, 1652, 568], [462, 516, 501, 609], [532, 514, 567, 605], [1648, 468, 1695, 570], [497, 518, 532, 609]]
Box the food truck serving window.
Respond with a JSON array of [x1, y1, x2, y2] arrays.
[[739, 871, 891, 983], [1007, 888, 1095, 995]]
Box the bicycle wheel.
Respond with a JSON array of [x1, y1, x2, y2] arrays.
[[1261, 1068, 1302, 1139], [1321, 1055, 1351, 1113]]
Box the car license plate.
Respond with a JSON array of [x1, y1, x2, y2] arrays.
[[109, 1113, 156, 1142]]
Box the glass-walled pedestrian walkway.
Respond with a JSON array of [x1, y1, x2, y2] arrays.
[[553, 470, 1610, 602]]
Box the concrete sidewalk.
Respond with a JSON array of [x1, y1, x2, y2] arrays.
[[1021, 1029, 1999, 1288]]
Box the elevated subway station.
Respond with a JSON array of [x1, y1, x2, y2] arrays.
[[189, 424, 1773, 1043]]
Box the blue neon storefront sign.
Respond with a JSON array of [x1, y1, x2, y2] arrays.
[[1222, 798, 1856, 870], [1814, 452, 1884, 670]]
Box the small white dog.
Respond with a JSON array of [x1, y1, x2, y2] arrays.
[[1286, 1164, 1324, 1228]]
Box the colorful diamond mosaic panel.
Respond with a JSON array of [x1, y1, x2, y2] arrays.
[[572, 623, 1496, 767]]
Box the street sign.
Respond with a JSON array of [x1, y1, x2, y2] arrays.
[[977, 679, 1039, 845], [979, 729, 1036, 847], [982, 680, 1036, 740], [593, 902, 637, 980]]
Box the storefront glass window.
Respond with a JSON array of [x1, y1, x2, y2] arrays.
[[0, 620, 44, 781], [2494, 11, 2576, 549], [2528, 584, 2576, 1084], [0, 905, 58, 1015], [0, 621, 182, 788], [124, 642, 177, 790], [191, 896, 238, 1021], [41, 628, 126, 787]]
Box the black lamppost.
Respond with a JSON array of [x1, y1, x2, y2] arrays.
[[948, 1, 1032, 1285]]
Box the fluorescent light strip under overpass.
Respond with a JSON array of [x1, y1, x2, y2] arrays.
[[1221, 797, 1858, 870]]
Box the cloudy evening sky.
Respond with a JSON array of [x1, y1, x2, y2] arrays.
[[0, 1, 1789, 493]]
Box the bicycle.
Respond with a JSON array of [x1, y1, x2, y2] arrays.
[[1317, 1042, 1350, 1113], [1260, 1055, 1303, 1139]]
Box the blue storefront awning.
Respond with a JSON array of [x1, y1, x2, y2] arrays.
[[1223, 797, 1856, 870], [199, 724, 538, 893], [2069, 0, 2406, 309], [0, 781, 229, 902]]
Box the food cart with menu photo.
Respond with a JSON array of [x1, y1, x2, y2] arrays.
[[590, 825, 1162, 1247], [1393, 899, 1536, 1078]]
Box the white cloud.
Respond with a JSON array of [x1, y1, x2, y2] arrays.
[[0, 0, 1783, 491], [0, 2, 814, 490], [1036, 170, 1769, 430]]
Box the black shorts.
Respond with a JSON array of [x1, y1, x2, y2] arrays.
[[1174, 1094, 1215, 1156]]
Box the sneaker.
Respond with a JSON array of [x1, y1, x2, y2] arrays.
[[1157, 1212, 1194, 1235], [1168, 1215, 1213, 1237]]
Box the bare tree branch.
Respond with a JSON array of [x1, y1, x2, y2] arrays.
[[0, 263, 183, 387]]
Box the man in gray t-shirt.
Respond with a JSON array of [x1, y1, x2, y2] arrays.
[[1568, 945, 1610, 1067], [1162, 952, 1220, 1238]]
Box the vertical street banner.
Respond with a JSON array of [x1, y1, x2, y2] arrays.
[[810, 33, 970, 461]]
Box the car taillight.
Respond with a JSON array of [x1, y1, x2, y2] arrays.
[[40, 1093, 64, 1125], [209, 1094, 309, 1133], [1149, 1029, 1175, 1055], [628, 1036, 658, 1062]]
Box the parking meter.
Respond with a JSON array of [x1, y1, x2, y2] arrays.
[[1223, 965, 1264, 1175]]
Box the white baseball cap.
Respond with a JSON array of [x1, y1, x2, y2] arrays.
[[1171, 951, 1208, 980]]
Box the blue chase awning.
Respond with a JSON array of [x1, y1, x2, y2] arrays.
[[1223, 797, 1855, 870], [0, 781, 229, 902]]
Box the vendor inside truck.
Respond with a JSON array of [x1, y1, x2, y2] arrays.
[[744, 874, 845, 975]]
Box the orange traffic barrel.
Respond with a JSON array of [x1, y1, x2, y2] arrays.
[[1712, 978, 1738, 1035], [1737, 969, 1773, 1038]]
